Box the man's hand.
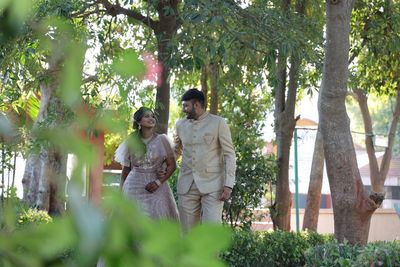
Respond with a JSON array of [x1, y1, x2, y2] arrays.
[[219, 186, 232, 201], [157, 169, 167, 181]]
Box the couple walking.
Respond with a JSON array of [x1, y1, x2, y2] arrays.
[[115, 88, 237, 232]]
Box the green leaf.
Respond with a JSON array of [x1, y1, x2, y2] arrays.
[[58, 42, 86, 107], [183, 224, 231, 266], [25, 94, 40, 121], [112, 50, 146, 79], [10, 0, 32, 21]]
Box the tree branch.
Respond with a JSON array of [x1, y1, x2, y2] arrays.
[[353, 88, 381, 191], [99, 0, 156, 30], [380, 90, 400, 179], [82, 75, 98, 84]]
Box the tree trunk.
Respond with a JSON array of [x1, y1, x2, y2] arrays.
[[302, 128, 324, 231], [200, 65, 208, 109], [272, 50, 290, 230], [273, 55, 301, 230], [318, 0, 381, 244], [154, 33, 172, 134], [209, 61, 219, 115], [22, 63, 68, 214], [153, 1, 179, 134], [272, 0, 306, 231]]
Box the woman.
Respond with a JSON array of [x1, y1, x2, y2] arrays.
[[114, 107, 179, 220]]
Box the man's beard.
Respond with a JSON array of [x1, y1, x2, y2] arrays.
[[185, 109, 196, 119]]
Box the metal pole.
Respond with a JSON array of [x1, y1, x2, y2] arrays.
[[294, 128, 300, 232]]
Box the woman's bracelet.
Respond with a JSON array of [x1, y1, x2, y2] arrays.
[[154, 179, 162, 186]]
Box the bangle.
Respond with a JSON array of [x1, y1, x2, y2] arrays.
[[154, 179, 162, 186]]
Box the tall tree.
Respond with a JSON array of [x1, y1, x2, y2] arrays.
[[302, 129, 324, 231], [272, 0, 321, 230], [1, 0, 89, 213], [349, 0, 400, 203], [318, 0, 382, 244], [22, 59, 68, 214], [303, 0, 400, 230], [96, 0, 180, 133]]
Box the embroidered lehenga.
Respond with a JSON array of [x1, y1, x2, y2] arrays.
[[115, 134, 179, 220]]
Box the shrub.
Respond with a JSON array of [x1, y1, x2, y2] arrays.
[[221, 230, 263, 267], [305, 240, 400, 267], [221, 230, 332, 267], [355, 241, 400, 267], [304, 240, 361, 267]]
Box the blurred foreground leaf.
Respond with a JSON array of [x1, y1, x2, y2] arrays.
[[112, 49, 146, 79], [0, 181, 231, 267]]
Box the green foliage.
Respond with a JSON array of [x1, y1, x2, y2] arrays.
[[221, 229, 332, 267], [220, 85, 276, 229], [17, 208, 53, 228], [355, 241, 400, 267], [112, 49, 146, 80], [0, 188, 232, 267], [350, 0, 400, 95], [305, 240, 400, 267], [104, 133, 123, 166], [305, 241, 361, 267], [221, 229, 262, 267]]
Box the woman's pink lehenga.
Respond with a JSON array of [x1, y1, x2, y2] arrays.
[[96, 134, 179, 267], [116, 133, 179, 220]]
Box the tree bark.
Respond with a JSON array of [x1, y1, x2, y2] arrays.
[[22, 63, 68, 214], [152, 1, 179, 134], [319, 0, 381, 245], [272, 50, 290, 230], [200, 65, 208, 109], [302, 128, 324, 231], [209, 61, 219, 115]]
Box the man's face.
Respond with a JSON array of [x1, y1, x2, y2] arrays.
[[182, 100, 196, 119]]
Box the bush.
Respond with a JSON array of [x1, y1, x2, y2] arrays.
[[221, 230, 263, 267], [304, 240, 360, 267], [355, 241, 400, 267], [304, 240, 400, 267], [221, 230, 332, 267]]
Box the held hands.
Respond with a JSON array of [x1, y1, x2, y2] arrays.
[[219, 186, 232, 201]]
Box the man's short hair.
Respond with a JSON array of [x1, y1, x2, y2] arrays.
[[181, 88, 205, 107]]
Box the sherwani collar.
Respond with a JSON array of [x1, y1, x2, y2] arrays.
[[190, 111, 208, 122], [197, 111, 208, 121]]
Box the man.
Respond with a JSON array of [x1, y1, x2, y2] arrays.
[[174, 88, 236, 232]]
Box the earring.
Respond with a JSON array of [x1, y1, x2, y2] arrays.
[[138, 124, 142, 130]]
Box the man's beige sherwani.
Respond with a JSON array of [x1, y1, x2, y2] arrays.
[[174, 112, 236, 195]]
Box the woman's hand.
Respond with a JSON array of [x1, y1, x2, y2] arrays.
[[145, 180, 160, 193]]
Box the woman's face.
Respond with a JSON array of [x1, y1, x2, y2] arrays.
[[139, 111, 156, 129]]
